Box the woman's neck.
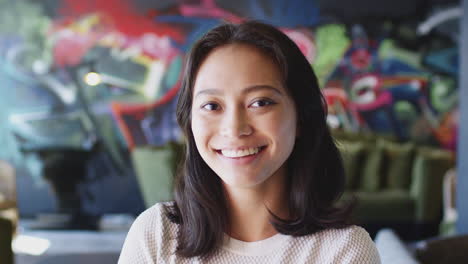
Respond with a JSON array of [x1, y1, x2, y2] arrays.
[[223, 166, 289, 242]]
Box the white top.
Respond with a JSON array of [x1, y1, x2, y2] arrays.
[[118, 203, 381, 263]]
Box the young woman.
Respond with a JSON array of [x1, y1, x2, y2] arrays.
[[119, 21, 381, 263]]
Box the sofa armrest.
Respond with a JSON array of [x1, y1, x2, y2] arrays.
[[410, 148, 454, 222]]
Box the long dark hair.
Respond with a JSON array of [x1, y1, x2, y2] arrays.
[[165, 20, 353, 258]]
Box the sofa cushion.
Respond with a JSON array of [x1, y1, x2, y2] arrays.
[[410, 147, 455, 222], [336, 140, 366, 190], [359, 141, 384, 192], [131, 142, 182, 208], [343, 190, 415, 222], [380, 139, 415, 190]]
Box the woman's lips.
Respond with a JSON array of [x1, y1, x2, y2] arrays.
[[215, 146, 267, 165]]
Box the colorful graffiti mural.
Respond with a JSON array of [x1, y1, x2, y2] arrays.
[[0, 0, 460, 217], [0, 0, 459, 162], [322, 23, 459, 150], [0, 0, 460, 161]]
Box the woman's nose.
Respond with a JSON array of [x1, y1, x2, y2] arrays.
[[219, 108, 253, 138]]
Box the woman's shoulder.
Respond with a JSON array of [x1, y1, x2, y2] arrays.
[[139, 201, 176, 222], [312, 225, 381, 263], [313, 225, 375, 248], [283, 225, 380, 263], [129, 202, 178, 238], [137, 202, 174, 220], [118, 202, 178, 263], [318, 225, 370, 239]]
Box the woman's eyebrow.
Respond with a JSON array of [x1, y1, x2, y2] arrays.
[[243, 85, 283, 96], [195, 88, 222, 98], [195, 85, 283, 98]]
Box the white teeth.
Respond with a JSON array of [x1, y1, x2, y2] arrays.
[[221, 147, 261, 158]]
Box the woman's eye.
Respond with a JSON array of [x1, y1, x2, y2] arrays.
[[250, 99, 276, 108], [201, 103, 220, 111]]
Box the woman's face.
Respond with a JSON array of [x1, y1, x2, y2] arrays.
[[191, 43, 297, 188]]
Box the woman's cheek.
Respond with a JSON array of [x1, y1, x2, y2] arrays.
[[191, 116, 213, 144]]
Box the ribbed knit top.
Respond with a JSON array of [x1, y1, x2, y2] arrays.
[[119, 203, 381, 263]]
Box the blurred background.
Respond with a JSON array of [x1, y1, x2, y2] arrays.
[[0, 0, 466, 263]]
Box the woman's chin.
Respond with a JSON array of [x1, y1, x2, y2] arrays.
[[220, 175, 268, 189]]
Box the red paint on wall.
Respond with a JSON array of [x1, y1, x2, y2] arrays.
[[59, 0, 185, 43]]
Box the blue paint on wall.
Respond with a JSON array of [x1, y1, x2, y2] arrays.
[[154, 15, 220, 52], [245, 0, 320, 27]]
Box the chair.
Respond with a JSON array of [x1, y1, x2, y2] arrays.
[[0, 160, 17, 264]]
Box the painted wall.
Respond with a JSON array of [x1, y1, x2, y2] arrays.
[[0, 0, 460, 216], [456, 0, 468, 234]]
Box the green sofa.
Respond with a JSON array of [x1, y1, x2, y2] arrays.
[[131, 142, 183, 208], [334, 131, 455, 240], [130, 133, 454, 240]]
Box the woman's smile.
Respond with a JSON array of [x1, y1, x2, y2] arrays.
[[214, 145, 268, 165], [217, 145, 266, 158]]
